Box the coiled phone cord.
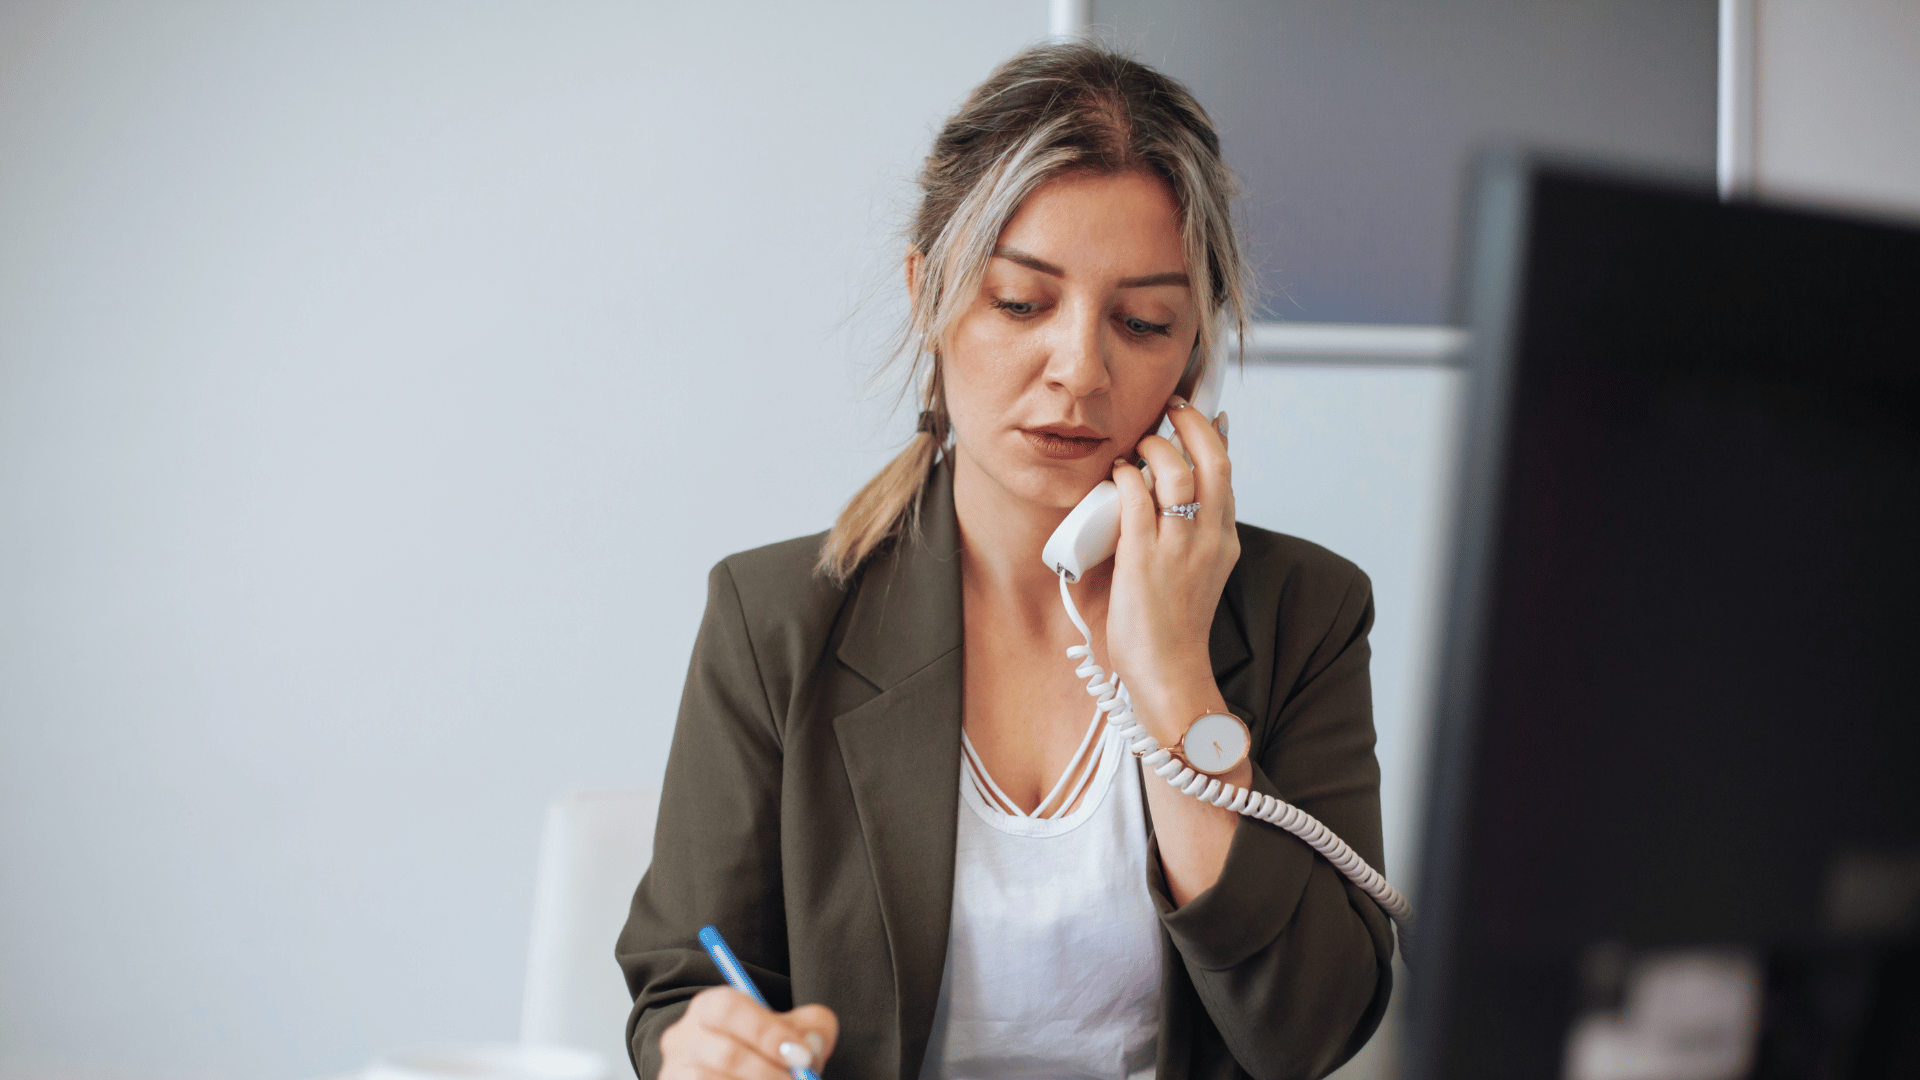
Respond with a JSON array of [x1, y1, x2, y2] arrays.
[[1057, 573, 1414, 947]]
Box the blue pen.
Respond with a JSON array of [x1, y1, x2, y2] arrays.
[[698, 925, 824, 1080]]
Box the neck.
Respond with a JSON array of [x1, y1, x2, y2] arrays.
[[951, 446, 1109, 616]]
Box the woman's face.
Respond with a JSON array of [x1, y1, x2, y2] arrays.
[[939, 169, 1201, 512]]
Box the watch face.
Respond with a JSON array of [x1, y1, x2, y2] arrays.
[[1182, 713, 1249, 775]]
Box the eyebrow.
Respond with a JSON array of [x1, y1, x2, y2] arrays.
[[992, 246, 1190, 290]]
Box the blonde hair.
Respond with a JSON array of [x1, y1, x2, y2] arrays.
[[817, 40, 1254, 583]]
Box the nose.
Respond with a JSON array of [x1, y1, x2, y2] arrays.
[[1041, 297, 1109, 401]]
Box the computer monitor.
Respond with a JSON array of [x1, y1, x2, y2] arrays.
[[1406, 155, 1920, 1080]]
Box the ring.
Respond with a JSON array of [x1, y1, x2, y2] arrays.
[[1160, 502, 1201, 520]]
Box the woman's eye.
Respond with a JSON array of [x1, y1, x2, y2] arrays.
[[1122, 315, 1173, 338], [991, 298, 1039, 317]]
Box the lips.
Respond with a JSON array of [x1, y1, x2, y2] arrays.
[[1019, 425, 1109, 460]]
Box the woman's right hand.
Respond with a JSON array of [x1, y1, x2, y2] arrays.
[[658, 987, 838, 1080]]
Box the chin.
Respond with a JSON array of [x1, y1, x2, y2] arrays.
[[1009, 459, 1109, 511], [956, 435, 1114, 512]]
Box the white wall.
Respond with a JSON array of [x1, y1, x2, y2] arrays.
[[0, 5, 1458, 1079], [1753, 0, 1920, 216], [0, 4, 1048, 1077]]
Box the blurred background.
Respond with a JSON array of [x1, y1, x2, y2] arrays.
[[1, 2, 1912, 1079]]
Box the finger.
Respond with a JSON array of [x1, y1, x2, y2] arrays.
[[1110, 457, 1159, 553], [660, 1004, 774, 1080], [682, 989, 806, 1080], [1164, 394, 1232, 510], [658, 1061, 733, 1080], [1134, 433, 1195, 509], [1213, 411, 1235, 524], [683, 1026, 791, 1080], [786, 1004, 839, 1066]]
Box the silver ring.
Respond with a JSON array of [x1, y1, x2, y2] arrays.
[[1160, 502, 1201, 520]]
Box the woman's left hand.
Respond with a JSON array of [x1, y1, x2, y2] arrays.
[[1105, 397, 1239, 748]]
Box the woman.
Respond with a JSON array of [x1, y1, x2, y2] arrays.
[[618, 41, 1394, 1080]]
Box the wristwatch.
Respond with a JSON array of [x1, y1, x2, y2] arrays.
[[1179, 711, 1251, 775]]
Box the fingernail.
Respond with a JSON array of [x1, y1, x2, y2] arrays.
[[1215, 411, 1229, 437], [779, 1041, 814, 1071], [1168, 394, 1189, 410], [1114, 458, 1126, 469], [805, 1032, 826, 1059]]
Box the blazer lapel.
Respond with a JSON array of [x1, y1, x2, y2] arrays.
[[833, 462, 963, 1080], [1210, 557, 1253, 686]]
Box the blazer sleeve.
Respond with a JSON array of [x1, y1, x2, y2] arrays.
[[1145, 562, 1395, 1080], [616, 560, 793, 1078]]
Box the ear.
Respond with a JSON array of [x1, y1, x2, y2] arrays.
[[904, 248, 924, 306]]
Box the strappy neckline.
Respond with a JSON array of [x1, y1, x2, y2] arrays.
[[960, 706, 1112, 824]]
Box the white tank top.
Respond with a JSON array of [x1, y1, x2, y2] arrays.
[[917, 718, 1163, 1080]]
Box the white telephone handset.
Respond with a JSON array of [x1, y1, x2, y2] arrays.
[[1037, 356, 1414, 947], [1041, 354, 1225, 582]]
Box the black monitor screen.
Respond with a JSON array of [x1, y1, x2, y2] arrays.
[[1408, 157, 1920, 1080]]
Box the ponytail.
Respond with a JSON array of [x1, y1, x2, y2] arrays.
[[816, 406, 948, 584]]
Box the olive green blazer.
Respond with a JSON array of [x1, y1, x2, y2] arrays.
[[617, 462, 1394, 1080]]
